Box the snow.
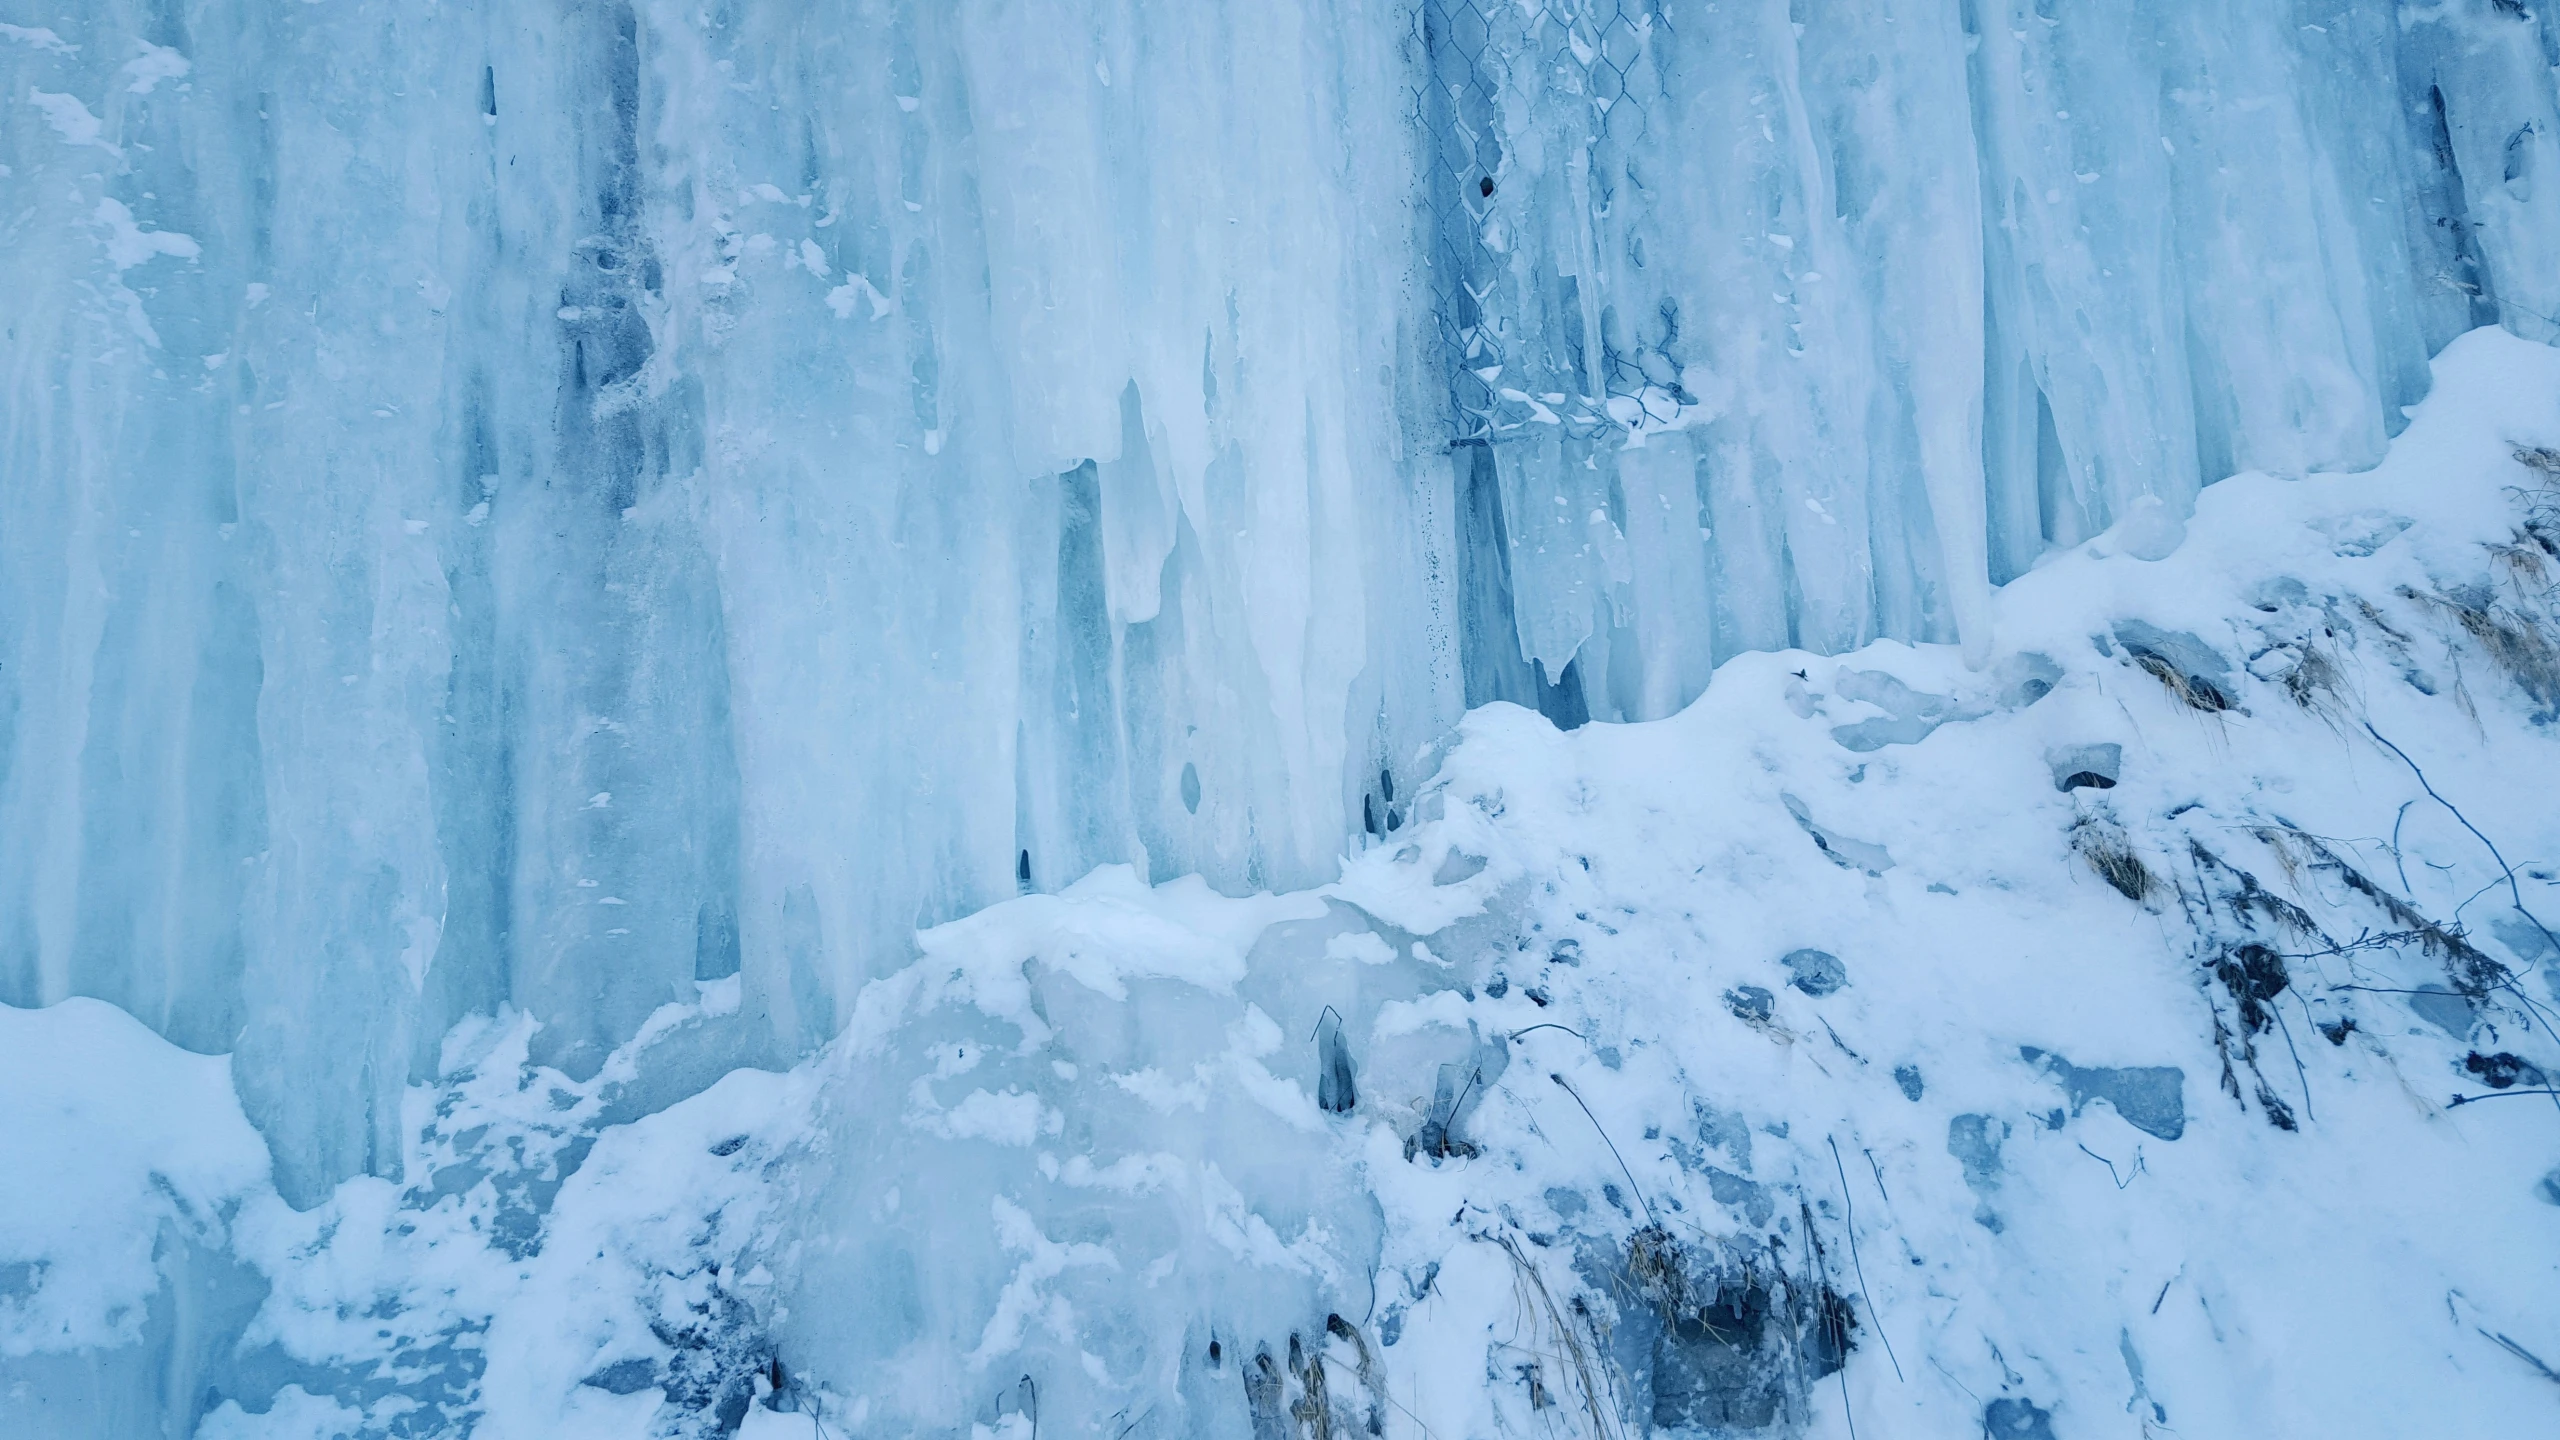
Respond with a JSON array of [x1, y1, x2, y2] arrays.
[[8, 1, 2560, 1434], [0, 999, 266, 1359]]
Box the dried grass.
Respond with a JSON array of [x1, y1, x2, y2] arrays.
[[2275, 641, 2350, 727], [2130, 651, 2233, 713], [2075, 822, 2157, 902], [1623, 1224, 1691, 1323], [2399, 585, 2560, 717], [1489, 1232, 1622, 1440], [2251, 824, 2509, 995]]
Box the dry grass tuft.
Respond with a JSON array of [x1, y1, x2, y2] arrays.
[[1624, 1224, 1691, 1323], [2075, 822, 2157, 903], [2251, 824, 2511, 996], [2277, 641, 2349, 723], [2399, 585, 2560, 718], [2130, 651, 2234, 713], [1490, 1231, 1622, 1440], [2487, 530, 2553, 592]]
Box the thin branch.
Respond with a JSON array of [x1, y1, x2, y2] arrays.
[[2448, 1087, 2560, 1108], [1820, 1018, 1864, 1062], [1448, 1066, 1483, 1125], [2269, 1003, 2315, 1125], [2284, 928, 2454, 962], [1827, 1136, 1902, 1383], [2365, 721, 2560, 957], [2075, 1142, 2146, 1189], [2330, 983, 2463, 997], [2393, 800, 2416, 895], [2478, 1328, 2560, 1387], [1549, 1073, 1655, 1226]]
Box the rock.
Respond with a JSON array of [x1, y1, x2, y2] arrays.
[[2047, 742, 2122, 792], [1724, 985, 1775, 1024], [1780, 948, 1848, 997]]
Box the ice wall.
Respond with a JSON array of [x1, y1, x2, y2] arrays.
[[13, 329, 2560, 1440], [4, 0, 2559, 1204]]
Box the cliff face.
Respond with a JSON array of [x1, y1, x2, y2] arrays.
[[5, 4, 2560, 1436], [8, 330, 2559, 1439]]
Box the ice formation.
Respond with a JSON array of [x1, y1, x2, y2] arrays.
[[6, 2, 2560, 1438]]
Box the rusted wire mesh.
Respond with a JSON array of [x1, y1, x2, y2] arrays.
[[1411, 0, 1672, 446]]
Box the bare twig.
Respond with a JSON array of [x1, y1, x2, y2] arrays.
[[2365, 722, 2560, 957], [1449, 1066, 1483, 1122], [2076, 1143, 2146, 1189], [2394, 801, 2416, 894], [2478, 1327, 2560, 1387], [2269, 1003, 2315, 1125], [2331, 983, 2468, 997], [1838, 1358, 1860, 1440], [2286, 753, 2560, 1116], [2448, 1087, 2560, 1108], [1820, 1018, 1865, 1062], [1827, 1136, 1902, 1383], [2281, 928, 2447, 962], [1550, 1073, 1655, 1225]]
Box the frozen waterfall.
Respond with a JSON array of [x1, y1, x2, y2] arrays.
[[9, 0, 2555, 1200], [7, 3, 2560, 1437]]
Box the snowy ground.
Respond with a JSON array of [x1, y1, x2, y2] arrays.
[[9, 329, 2560, 1437]]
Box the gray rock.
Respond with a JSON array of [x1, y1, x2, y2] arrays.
[[1704, 1165, 1777, 1227], [2023, 1047, 2187, 1141], [1993, 652, 2064, 709], [1948, 1113, 2008, 1232], [1948, 1114, 2006, 1194], [2408, 984, 2477, 1039], [1724, 985, 1775, 1024], [1780, 948, 1848, 997], [2112, 621, 2237, 711], [2047, 742, 2122, 792], [1984, 1397, 2058, 1438]]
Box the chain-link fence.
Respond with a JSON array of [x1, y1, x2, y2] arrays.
[[1412, 0, 1673, 446]]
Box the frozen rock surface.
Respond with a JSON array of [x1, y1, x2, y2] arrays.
[[6, 2, 2560, 1437], [5, 327, 2557, 1438]]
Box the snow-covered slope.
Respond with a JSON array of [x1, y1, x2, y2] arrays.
[[10, 329, 2559, 1437]]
